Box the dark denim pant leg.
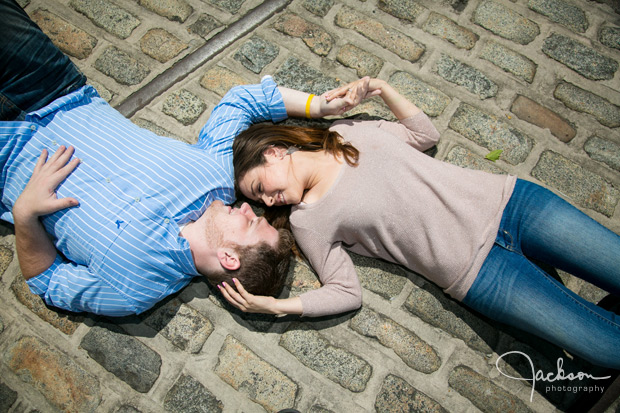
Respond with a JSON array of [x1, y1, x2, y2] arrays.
[[0, 0, 86, 120]]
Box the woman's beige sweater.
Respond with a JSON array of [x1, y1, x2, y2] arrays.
[[291, 113, 516, 317]]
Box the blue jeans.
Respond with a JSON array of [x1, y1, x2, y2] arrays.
[[0, 0, 86, 120], [463, 179, 620, 369]]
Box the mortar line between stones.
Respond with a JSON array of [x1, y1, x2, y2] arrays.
[[116, 0, 292, 118]]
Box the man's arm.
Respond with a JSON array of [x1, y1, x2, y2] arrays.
[[13, 146, 79, 279]]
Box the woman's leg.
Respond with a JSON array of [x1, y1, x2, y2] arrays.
[[463, 180, 620, 368], [0, 0, 86, 120]]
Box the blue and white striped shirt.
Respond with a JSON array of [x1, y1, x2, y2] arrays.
[[0, 76, 287, 316]]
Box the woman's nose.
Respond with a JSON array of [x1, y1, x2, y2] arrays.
[[262, 194, 274, 207]]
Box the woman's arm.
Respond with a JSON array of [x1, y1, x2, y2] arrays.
[[326, 77, 421, 120]]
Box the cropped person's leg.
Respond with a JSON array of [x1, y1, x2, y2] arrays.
[[0, 0, 86, 120]]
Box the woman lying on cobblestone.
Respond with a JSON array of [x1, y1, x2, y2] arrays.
[[220, 76, 620, 369]]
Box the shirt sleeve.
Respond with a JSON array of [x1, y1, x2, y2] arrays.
[[26, 255, 140, 316], [294, 228, 363, 317], [195, 75, 288, 154]]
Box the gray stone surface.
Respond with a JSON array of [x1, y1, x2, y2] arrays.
[[80, 323, 162, 393], [473, 1, 540, 45], [3, 0, 620, 412], [449, 103, 534, 164], [542, 33, 618, 80], [528, 0, 588, 33], [234, 36, 280, 73], [280, 323, 372, 392], [435, 54, 499, 99]]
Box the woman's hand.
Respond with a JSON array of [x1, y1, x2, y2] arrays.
[[321, 77, 384, 115], [218, 278, 303, 315], [218, 279, 279, 314]]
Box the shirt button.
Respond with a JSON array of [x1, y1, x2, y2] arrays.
[[51, 140, 58, 146], [30, 125, 36, 131], [164, 218, 170, 224], [134, 197, 141, 202], [105, 178, 111, 183]]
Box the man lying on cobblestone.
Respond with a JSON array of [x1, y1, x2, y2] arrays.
[[0, 0, 348, 316]]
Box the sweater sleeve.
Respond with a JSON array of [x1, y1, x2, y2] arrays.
[[294, 228, 363, 317]]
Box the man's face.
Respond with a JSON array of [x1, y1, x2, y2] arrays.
[[204, 200, 279, 249]]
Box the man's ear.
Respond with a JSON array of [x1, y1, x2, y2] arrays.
[[263, 146, 287, 160], [217, 248, 240, 271]]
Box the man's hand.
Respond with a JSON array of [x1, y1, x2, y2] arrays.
[[13, 146, 80, 222], [13, 146, 80, 280]]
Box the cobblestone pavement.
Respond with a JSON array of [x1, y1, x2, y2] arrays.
[[1, 0, 620, 412]]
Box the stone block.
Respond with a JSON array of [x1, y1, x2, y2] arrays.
[[302, 0, 334, 17], [132, 118, 185, 142], [445, 145, 508, 174], [138, 0, 192, 23], [140, 29, 188, 63], [280, 323, 372, 392], [234, 36, 279, 73], [95, 46, 150, 86], [449, 103, 533, 164], [80, 322, 161, 393], [336, 44, 383, 78], [423, 12, 478, 50], [351, 252, 408, 300], [584, 136, 620, 172], [200, 66, 248, 97], [404, 284, 498, 354], [0, 244, 13, 276], [375, 374, 448, 413], [528, 0, 588, 33], [162, 89, 207, 125], [11, 275, 83, 335], [350, 307, 441, 373], [274, 56, 340, 95], [531, 150, 619, 217], [480, 40, 537, 83], [543, 33, 618, 81], [377, 0, 426, 23], [511, 95, 575, 142], [31, 9, 97, 59], [70, 0, 139, 39], [206, 0, 245, 14], [449, 365, 532, 413], [0, 382, 17, 412], [274, 13, 333, 56], [188, 13, 222, 39], [435, 54, 498, 99], [389, 71, 451, 117], [4, 336, 101, 412], [600, 26, 620, 51], [163, 374, 223, 412], [554, 81, 620, 128], [335, 7, 425, 62], [214, 335, 297, 411], [142, 299, 213, 353], [473, 1, 540, 45]]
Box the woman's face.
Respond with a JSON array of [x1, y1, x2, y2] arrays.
[[238, 148, 304, 207]]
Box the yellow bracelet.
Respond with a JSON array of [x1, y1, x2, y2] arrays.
[[305, 94, 315, 119]]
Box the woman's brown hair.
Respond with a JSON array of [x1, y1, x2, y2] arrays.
[[232, 123, 359, 239]]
